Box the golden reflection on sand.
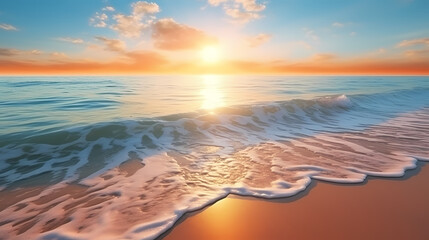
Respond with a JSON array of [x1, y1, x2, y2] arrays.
[[194, 196, 251, 239]]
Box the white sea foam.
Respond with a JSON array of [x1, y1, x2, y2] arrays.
[[1, 89, 429, 240]]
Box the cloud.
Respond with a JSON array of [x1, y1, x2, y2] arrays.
[[332, 22, 344, 27], [51, 52, 68, 58], [246, 33, 272, 47], [396, 38, 429, 58], [396, 38, 429, 47], [208, 0, 266, 23], [0, 23, 18, 31], [110, 1, 160, 38], [30, 50, 43, 55], [0, 50, 169, 74], [303, 28, 319, 41], [224, 8, 261, 23], [125, 50, 168, 67], [57, 37, 84, 44], [0, 48, 21, 56], [350, 32, 356, 36], [403, 49, 429, 58], [0, 48, 43, 56], [90, 12, 108, 28], [311, 53, 337, 61], [237, 0, 266, 12], [208, 0, 228, 6], [111, 14, 146, 38], [152, 18, 218, 50], [132, 1, 160, 15], [95, 36, 126, 52], [102, 6, 115, 12]]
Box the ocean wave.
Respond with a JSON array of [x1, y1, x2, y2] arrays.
[[0, 89, 429, 240]]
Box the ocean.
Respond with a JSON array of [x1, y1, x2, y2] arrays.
[[0, 75, 428, 240]]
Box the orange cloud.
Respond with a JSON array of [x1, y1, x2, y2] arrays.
[[0, 49, 428, 75], [0, 50, 168, 75], [269, 59, 429, 75], [311, 53, 337, 61], [152, 18, 218, 50], [95, 36, 126, 52]]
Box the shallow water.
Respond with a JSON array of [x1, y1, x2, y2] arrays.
[[0, 75, 428, 239]]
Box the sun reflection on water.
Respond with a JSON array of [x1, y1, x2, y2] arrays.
[[201, 75, 224, 113]]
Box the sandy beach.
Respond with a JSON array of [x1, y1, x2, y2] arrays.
[[160, 162, 429, 240]]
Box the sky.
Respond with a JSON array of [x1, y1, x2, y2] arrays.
[[0, 0, 428, 75]]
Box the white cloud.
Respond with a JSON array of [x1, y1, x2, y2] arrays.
[[51, 52, 68, 58], [95, 36, 127, 52], [57, 37, 84, 44], [236, 0, 266, 12], [208, 0, 228, 6], [303, 28, 319, 41], [0, 23, 18, 31], [132, 1, 160, 15], [350, 32, 356, 36], [332, 22, 344, 27], [102, 6, 115, 12], [246, 33, 271, 47], [396, 38, 429, 47], [30, 49, 43, 55], [111, 14, 146, 38], [109, 1, 160, 38], [90, 12, 108, 28], [396, 38, 429, 59], [224, 8, 261, 23], [208, 0, 266, 24]]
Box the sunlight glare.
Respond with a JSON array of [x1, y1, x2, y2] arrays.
[[201, 75, 224, 112], [201, 46, 220, 63]]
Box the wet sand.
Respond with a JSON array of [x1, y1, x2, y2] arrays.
[[160, 162, 429, 240]]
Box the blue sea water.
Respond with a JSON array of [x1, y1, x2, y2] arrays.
[[0, 75, 428, 240]]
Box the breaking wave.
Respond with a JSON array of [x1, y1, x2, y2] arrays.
[[0, 88, 429, 240]]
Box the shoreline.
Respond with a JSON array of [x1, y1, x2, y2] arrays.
[[159, 161, 429, 240]]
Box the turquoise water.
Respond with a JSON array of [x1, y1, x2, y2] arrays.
[[0, 76, 428, 240], [1, 75, 428, 137]]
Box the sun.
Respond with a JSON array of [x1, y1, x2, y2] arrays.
[[201, 46, 220, 63]]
